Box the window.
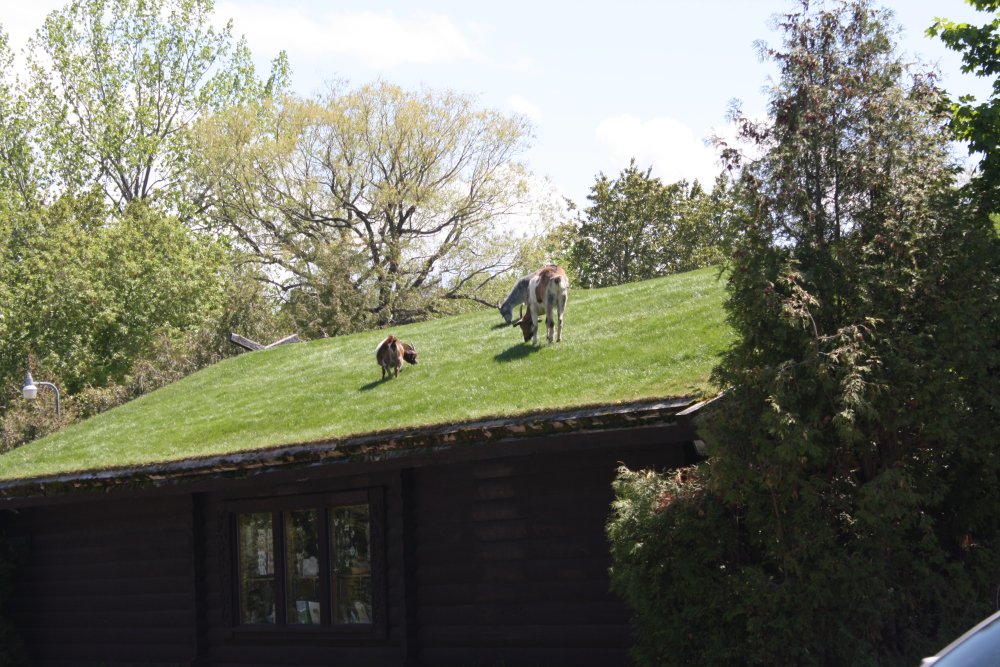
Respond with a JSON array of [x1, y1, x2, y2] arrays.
[[228, 489, 381, 631]]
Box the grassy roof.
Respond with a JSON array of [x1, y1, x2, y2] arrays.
[[0, 266, 732, 482]]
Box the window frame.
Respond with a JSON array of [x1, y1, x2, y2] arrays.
[[223, 487, 386, 638]]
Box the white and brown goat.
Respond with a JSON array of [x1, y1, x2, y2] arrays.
[[499, 265, 569, 344], [375, 335, 418, 379]]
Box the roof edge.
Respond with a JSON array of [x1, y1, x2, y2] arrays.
[[0, 396, 708, 501]]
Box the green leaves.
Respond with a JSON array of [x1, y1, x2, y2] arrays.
[[26, 0, 286, 213], [569, 161, 731, 288], [929, 2, 1000, 210], [2, 197, 226, 394]]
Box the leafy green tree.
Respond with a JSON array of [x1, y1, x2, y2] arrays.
[[930, 0, 1000, 211], [570, 160, 672, 288], [26, 0, 288, 217], [0, 197, 227, 395], [569, 160, 728, 288], [197, 82, 534, 332], [608, 2, 1000, 666], [0, 30, 40, 212], [674, 174, 736, 269]]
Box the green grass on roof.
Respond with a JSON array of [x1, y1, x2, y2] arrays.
[[0, 266, 733, 481]]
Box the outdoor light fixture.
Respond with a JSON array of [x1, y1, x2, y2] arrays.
[[22, 370, 60, 417]]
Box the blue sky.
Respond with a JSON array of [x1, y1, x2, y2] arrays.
[[3, 0, 995, 209]]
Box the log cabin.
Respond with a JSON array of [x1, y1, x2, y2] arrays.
[[0, 399, 709, 667], [0, 268, 729, 666]]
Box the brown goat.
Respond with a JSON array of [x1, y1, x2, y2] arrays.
[[375, 335, 404, 379], [513, 310, 534, 342], [376, 336, 418, 379]]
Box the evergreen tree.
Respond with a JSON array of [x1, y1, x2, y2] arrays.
[[608, 1, 1000, 665]]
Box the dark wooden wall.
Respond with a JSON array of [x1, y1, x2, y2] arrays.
[[6, 494, 199, 666], [407, 432, 691, 667], [2, 424, 694, 667]]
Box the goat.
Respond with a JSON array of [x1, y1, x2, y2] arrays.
[[513, 308, 534, 343], [375, 335, 405, 379], [375, 336, 418, 380], [499, 265, 569, 344]]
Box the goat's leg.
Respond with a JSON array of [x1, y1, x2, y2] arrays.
[[530, 304, 539, 345]]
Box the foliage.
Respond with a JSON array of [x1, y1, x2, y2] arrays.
[[196, 81, 536, 333], [0, 267, 731, 480], [0, 0, 291, 446], [0, 30, 40, 212], [609, 1, 1000, 665], [187, 263, 295, 368], [0, 276, 289, 454], [0, 197, 228, 396], [569, 160, 730, 288], [929, 0, 1000, 212], [25, 0, 288, 217]]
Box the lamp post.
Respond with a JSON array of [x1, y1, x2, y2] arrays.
[[22, 370, 60, 417]]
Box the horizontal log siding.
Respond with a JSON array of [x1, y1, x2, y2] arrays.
[[2, 423, 694, 667], [6, 494, 198, 666], [409, 437, 689, 667]]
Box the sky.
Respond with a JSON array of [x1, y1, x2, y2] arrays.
[[1, 0, 995, 209]]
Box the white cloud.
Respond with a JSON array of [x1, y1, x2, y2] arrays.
[[217, 3, 482, 69], [510, 55, 541, 74], [594, 114, 722, 185], [507, 95, 543, 123], [2, 0, 70, 77], [2, 2, 65, 48]]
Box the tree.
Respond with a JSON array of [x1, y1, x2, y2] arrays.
[[929, 0, 1000, 212], [197, 81, 534, 333], [569, 160, 729, 288], [0, 30, 40, 213], [608, 2, 1000, 665], [673, 174, 736, 269], [0, 197, 228, 396], [26, 0, 288, 217]]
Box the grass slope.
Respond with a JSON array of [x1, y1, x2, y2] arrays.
[[0, 267, 732, 481]]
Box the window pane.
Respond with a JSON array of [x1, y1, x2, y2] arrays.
[[331, 504, 372, 624], [285, 509, 322, 625], [238, 512, 276, 624]]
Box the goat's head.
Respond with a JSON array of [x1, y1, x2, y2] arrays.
[[402, 342, 418, 365], [498, 300, 515, 325], [513, 312, 534, 342]]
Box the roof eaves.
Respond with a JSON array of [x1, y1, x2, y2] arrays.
[[0, 396, 706, 501]]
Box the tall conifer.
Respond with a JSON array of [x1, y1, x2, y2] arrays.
[[609, 2, 1000, 664]]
